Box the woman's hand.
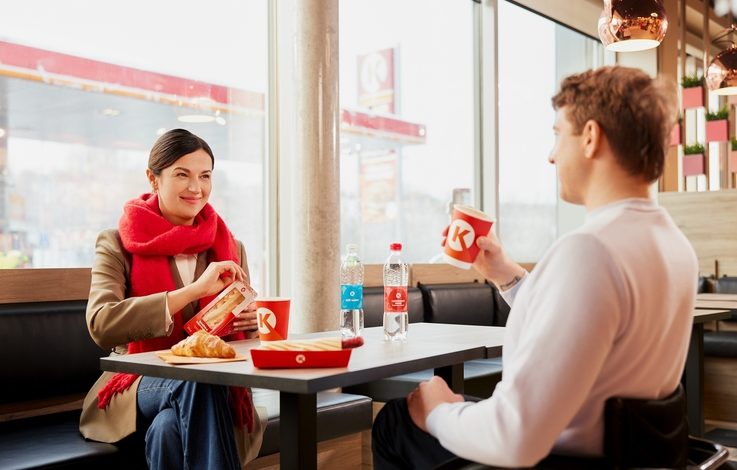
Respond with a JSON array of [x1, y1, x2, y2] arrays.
[[232, 301, 258, 332], [191, 261, 247, 299]]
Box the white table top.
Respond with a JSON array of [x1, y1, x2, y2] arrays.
[[696, 293, 737, 302], [100, 323, 505, 394], [692, 309, 731, 323]]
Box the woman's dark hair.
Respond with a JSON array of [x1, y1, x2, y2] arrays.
[[148, 128, 215, 175]]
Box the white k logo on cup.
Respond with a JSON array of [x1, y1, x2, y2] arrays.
[[258, 307, 277, 335], [447, 219, 475, 253], [443, 204, 494, 270]]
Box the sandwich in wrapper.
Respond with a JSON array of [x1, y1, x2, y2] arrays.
[[184, 281, 257, 337]]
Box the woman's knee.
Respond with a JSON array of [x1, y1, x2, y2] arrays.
[[146, 408, 181, 445]]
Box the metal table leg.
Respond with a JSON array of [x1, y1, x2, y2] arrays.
[[280, 392, 317, 469], [435, 363, 464, 394], [683, 324, 705, 437]]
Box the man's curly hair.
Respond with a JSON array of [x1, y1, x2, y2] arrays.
[[551, 66, 678, 182]]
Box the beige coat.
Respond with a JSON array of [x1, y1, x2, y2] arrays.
[[79, 229, 266, 466]]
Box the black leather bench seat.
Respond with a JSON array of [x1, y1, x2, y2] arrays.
[[0, 391, 374, 470], [0, 411, 122, 470], [705, 331, 737, 358], [0, 301, 374, 469], [346, 283, 507, 402]]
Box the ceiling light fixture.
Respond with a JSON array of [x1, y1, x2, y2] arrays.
[[176, 97, 227, 125], [706, 25, 737, 95], [177, 113, 216, 124], [598, 0, 668, 52]]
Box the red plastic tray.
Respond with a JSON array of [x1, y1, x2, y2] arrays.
[[250, 348, 352, 369]]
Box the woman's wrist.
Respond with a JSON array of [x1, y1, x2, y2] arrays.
[[168, 283, 202, 313]]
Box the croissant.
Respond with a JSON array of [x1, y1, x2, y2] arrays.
[[171, 330, 236, 358]]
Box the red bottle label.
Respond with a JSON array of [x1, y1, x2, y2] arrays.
[[384, 286, 408, 312]]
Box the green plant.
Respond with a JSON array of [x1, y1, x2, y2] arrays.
[[706, 107, 729, 121], [731, 137, 737, 151], [684, 143, 705, 155], [681, 75, 704, 88]]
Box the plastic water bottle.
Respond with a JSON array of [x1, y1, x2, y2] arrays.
[[383, 243, 409, 341], [340, 244, 364, 338]]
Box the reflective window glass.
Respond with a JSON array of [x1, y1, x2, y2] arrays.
[[498, 1, 605, 262], [0, 1, 268, 289], [340, 0, 475, 263]]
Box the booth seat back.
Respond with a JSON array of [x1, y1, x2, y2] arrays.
[[419, 282, 510, 327], [698, 276, 714, 294], [0, 301, 105, 405], [363, 287, 424, 328], [715, 276, 737, 294]]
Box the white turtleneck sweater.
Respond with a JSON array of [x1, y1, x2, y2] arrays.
[[426, 198, 698, 467]]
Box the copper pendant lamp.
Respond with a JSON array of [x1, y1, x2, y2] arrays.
[[706, 26, 737, 95], [598, 0, 668, 52]]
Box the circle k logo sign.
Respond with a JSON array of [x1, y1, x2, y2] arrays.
[[257, 307, 277, 335], [447, 219, 475, 253]]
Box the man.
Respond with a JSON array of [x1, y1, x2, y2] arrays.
[[372, 66, 698, 468]]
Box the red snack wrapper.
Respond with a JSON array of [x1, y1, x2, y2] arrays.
[[184, 281, 257, 337], [250, 349, 352, 369]]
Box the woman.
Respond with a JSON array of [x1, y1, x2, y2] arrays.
[[80, 129, 265, 469]]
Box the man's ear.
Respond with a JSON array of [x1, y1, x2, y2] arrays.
[[581, 119, 602, 160]]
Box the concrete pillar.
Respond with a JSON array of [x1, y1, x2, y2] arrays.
[[275, 0, 340, 333]]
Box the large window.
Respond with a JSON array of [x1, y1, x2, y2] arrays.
[[0, 1, 268, 290], [497, 1, 606, 262], [339, 0, 476, 263]]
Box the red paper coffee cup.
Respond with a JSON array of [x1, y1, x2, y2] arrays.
[[255, 297, 291, 341], [443, 205, 494, 270]]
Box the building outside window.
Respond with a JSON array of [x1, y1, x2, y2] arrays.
[[0, 0, 269, 291], [497, 1, 606, 262], [339, 0, 476, 264]]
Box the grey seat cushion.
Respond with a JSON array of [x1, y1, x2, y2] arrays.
[[253, 390, 373, 457], [343, 358, 502, 402]]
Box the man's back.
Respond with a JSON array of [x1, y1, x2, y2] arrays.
[[514, 198, 696, 454], [372, 66, 690, 470], [426, 198, 697, 465]]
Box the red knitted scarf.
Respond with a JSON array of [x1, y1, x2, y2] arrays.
[[96, 193, 253, 432]]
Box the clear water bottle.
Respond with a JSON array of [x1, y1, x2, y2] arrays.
[[340, 244, 364, 338], [383, 242, 409, 341]]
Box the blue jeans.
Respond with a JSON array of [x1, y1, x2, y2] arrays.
[[137, 377, 240, 470]]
